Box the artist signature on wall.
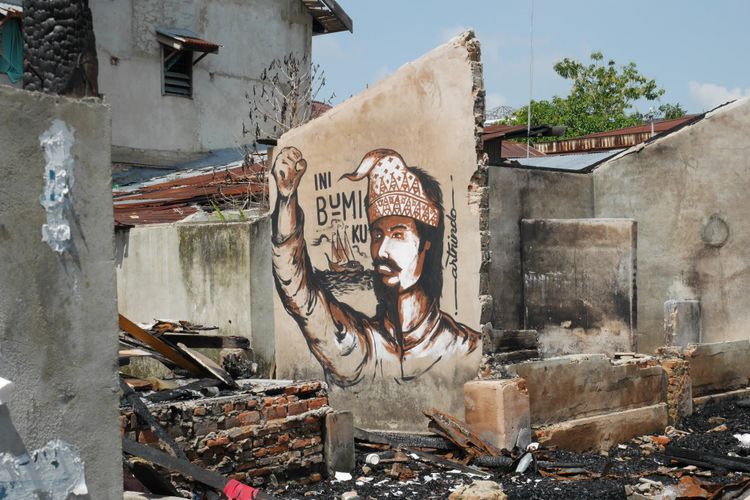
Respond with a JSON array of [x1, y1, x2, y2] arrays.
[[445, 176, 459, 316]]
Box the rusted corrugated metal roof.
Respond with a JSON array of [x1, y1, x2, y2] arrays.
[[536, 115, 699, 154], [0, 2, 22, 18], [113, 162, 267, 227], [501, 141, 545, 158], [482, 124, 528, 142]]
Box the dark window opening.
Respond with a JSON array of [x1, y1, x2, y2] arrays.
[[162, 47, 193, 97]]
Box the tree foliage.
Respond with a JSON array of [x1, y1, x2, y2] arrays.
[[505, 52, 686, 138]]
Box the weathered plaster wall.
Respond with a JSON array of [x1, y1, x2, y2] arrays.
[[487, 167, 594, 330], [115, 217, 275, 375], [521, 218, 637, 355], [90, 0, 312, 156], [270, 33, 485, 430], [0, 87, 121, 498], [594, 99, 750, 352]]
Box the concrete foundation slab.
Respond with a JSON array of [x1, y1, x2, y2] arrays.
[[510, 354, 666, 426], [687, 341, 750, 397], [534, 404, 668, 452]]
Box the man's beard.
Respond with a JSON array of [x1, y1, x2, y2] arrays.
[[372, 257, 401, 308]]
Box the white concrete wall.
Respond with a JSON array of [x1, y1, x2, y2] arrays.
[[594, 98, 750, 351], [91, 0, 312, 155], [115, 217, 275, 375]]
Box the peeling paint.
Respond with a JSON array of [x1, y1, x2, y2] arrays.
[[0, 440, 88, 499], [39, 120, 75, 253]]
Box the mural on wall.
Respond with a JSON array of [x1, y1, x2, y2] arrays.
[[271, 146, 480, 387]]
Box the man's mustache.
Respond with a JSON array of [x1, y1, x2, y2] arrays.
[[372, 258, 402, 273]]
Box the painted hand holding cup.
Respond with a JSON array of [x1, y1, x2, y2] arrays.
[[272, 146, 307, 198]]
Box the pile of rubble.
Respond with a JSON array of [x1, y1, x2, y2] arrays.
[[277, 399, 750, 499], [117, 314, 327, 499]]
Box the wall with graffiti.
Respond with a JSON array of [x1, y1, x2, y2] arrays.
[[270, 33, 484, 430]]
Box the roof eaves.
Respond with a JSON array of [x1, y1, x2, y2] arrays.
[[301, 0, 353, 35]]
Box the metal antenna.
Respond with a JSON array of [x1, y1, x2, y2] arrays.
[[527, 0, 535, 158]]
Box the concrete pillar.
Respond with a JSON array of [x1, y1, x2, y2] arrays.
[[464, 379, 531, 450], [324, 411, 354, 477], [0, 86, 121, 498], [664, 300, 701, 347]]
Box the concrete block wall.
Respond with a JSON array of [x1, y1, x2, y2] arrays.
[[0, 87, 121, 498], [115, 216, 275, 376]]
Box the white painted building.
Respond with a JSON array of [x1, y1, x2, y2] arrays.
[[89, 0, 351, 163]]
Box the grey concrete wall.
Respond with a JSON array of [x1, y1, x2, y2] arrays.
[[90, 0, 312, 155], [594, 98, 750, 352], [487, 167, 593, 330], [115, 216, 275, 375], [521, 218, 637, 355], [0, 87, 121, 498]]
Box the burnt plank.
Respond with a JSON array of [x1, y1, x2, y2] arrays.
[[161, 333, 249, 349]]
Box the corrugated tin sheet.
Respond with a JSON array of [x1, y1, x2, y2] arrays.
[[113, 162, 267, 227], [156, 27, 220, 53], [505, 149, 625, 173]]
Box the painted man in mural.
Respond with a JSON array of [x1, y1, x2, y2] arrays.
[[271, 146, 479, 387]]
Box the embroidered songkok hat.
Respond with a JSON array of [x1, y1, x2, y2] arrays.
[[341, 149, 440, 227]]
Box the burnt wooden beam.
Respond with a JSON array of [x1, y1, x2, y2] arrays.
[[122, 439, 278, 499], [161, 333, 249, 349], [119, 314, 204, 376]]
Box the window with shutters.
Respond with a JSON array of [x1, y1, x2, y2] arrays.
[[162, 46, 193, 98]]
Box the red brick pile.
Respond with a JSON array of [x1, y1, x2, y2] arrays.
[[120, 380, 330, 488]]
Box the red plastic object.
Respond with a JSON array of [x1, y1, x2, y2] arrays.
[[223, 479, 260, 500]]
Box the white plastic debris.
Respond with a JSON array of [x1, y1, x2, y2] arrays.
[[515, 452, 534, 473], [734, 433, 750, 448], [365, 452, 380, 465], [526, 442, 540, 451], [334, 471, 353, 481]]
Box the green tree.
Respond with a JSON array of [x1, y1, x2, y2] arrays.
[[506, 52, 685, 138]]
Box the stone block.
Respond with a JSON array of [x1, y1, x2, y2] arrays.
[[464, 379, 531, 450], [325, 411, 354, 477], [521, 218, 637, 356], [534, 404, 668, 452], [510, 355, 666, 426], [449, 480, 508, 499], [664, 300, 701, 347], [687, 341, 750, 397]]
